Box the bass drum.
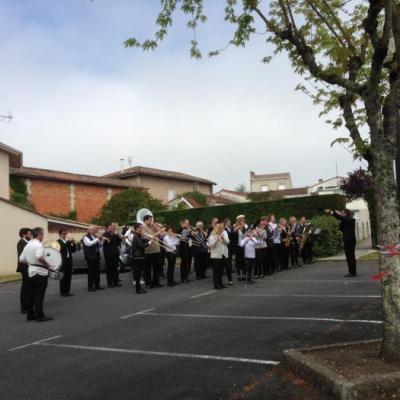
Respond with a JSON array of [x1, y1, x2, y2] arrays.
[[43, 247, 63, 279]]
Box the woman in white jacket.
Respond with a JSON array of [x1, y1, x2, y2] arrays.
[[207, 223, 230, 289]]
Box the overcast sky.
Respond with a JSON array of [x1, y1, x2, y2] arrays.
[[0, 1, 363, 190]]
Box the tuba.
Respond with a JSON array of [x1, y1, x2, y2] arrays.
[[136, 208, 153, 224]]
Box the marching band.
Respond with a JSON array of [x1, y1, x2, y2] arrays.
[[16, 209, 322, 322]]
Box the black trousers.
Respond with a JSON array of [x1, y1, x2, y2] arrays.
[[145, 253, 161, 285], [194, 252, 207, 279], [59, 258, 73, 295], [244, 258, 255, 281], [290, 241, 299, 267], [105, 255, 119, 286], [27, 274, 48, 319], [223, 255, 232, 282], [273, 243, 281, 272], [235, 247, 245, 276], [211, 258, 223, 289], [301, 241, 313, 264], [255, 248, 266, 276], [344, 241, 357, 275], [166, 252, 176, 283], [280, 244, 290, 270], [132, 258, 145, 292], [180, 247, 190, 281], [19, 266, 30, 312], [87, 259, 100, 289], [265, 246, 275, 274]]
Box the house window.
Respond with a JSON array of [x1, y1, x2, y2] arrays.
[[278, 184, 286, 190], [167, 190, 176, 201], [261, 185, 269, 192]]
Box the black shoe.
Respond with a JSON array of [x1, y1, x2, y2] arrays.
[[95, 286, 105, 290], [27, 315, 36, 321], [215, 286, 223, 290], [344, 273, 357, 278], [136, 289, 147, 294], [36, 316, 53, 322], [108, 284, 115, 288], [221, 285, 227, 289], [88, 288, 96, 292], [153, 282, 163, 288], [115, 283, 122, 287], [167, 282, 175, 287]]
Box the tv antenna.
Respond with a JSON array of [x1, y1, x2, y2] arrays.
[[0, 111, 13, 123]]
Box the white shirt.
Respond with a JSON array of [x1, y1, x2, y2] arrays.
[[83, 234, 103, 247], [19, 239, 47, 277], [239, 237, 260, 259], [163, 235, 180, 253]]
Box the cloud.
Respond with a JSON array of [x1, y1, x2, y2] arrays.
[[0, 0, 361, 191]]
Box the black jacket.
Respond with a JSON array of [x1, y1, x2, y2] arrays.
[[333, 211, 356, 244], [57, 239, 76, 267], [102, 231, 121, 258], [16, 239, 28, 272], [132, 235, 150, 259]]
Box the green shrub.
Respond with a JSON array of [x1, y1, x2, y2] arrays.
[[156, 194, 346, 228], [94, 188, 167, 225], [9, 177, 35, 210], [310, 215, 342, 258]]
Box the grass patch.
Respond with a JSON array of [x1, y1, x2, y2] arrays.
[[0, 273, 21, 283], [358, 251, 379, 261]]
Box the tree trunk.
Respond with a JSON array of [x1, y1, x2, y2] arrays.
[[369, 92, 400, 359]]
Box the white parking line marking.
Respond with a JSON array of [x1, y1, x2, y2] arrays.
[[41, 342, 279, 366], [120, 308, 155, 320], [237, 294, 381, 299], [139, 312, 383, 325], [8, 335, 62, 352], [269, 279, 378, 283], [189, 290, 217, 299]]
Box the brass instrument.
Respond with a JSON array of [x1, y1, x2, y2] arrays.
[[298, 224, 311, 253], [284, 226, 292, 247], [142, 232, 176, 253]]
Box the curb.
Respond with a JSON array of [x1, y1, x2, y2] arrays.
[[284, 339, 400, 400]]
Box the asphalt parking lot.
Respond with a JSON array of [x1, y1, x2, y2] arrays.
[[1, 260, 382, 400]]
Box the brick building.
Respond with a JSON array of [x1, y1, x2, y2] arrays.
[[104, 166, 216, 203], [10, 167, 137, 222]]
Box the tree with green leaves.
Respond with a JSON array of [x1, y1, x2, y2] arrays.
[[125, 0, 400, 359], [94, 189, 166, 225]]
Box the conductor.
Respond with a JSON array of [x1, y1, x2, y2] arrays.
[[326, 209, 357, 277]]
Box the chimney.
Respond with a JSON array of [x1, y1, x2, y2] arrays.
[[120, 158, 125, 173], [318, 178, 323, 183], [250, 171, 255, 177]]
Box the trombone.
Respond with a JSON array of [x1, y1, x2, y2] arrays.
[[142, 232, 176, 253]]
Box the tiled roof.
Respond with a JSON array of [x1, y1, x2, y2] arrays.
[[206, 194, 236, 204], [0, 141, 22, 168], [214, 189, 249, 197], [270, 187, 308, 196], [10, 167, 137, 189], [104, 166, 216, 185]]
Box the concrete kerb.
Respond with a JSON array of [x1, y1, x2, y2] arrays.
[[284, 339, 400, 400]]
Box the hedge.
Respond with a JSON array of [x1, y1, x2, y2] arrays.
[[155, 194, 346, 228], [310, 215, 342, 258]]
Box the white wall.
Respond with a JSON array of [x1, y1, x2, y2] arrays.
[[0, 200, 48, 275]]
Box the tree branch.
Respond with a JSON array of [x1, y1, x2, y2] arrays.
[[339, 93, 372, 162], [252, 6, 364, 95]]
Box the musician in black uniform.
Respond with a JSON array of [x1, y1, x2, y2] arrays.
[[288, 217, 300, 267], [131, 223, 151, 294], [83, 226, 105, 292], [178, 219, 191, 283], [16, 227, 32, 313], [298, 217, 313, 265], [57, 229, 76, 296], [326, 209, 357, 277], [103, 223, 122, 288]]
